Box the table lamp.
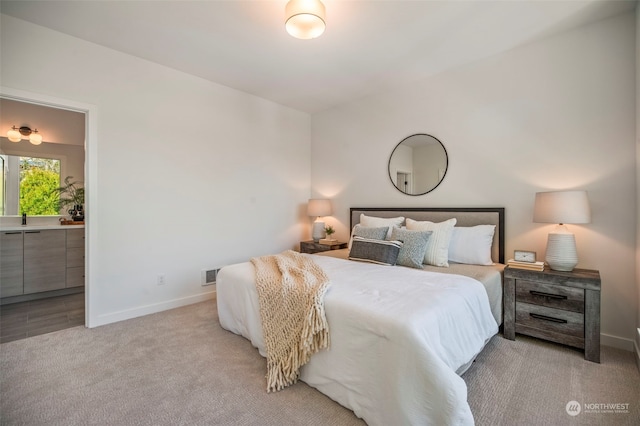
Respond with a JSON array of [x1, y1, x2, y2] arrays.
[[533, 190, 591, 272], [308, 199, 332, 242]]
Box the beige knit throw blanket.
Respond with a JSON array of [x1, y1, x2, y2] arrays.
[[251, 250, 331, 393]]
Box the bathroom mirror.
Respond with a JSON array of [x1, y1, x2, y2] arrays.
[[388, 134, 448, 196]]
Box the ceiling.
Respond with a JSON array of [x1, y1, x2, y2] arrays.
[[0, 99, 85, 146], [0, 0, 636, 114]]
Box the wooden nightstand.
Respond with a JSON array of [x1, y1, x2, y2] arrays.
[[300, 240, 347, 254], [504, 266, 601, 363]]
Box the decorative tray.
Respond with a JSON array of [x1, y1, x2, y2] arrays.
[[60, 220, 85, 225]]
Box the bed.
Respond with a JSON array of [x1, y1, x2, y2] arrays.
[[217, 207, 505, 426]]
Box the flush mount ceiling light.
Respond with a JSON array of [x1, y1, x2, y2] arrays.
[[7, 125, 43, 145], [285, 0, 326, 39]]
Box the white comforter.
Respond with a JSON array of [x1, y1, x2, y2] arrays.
[[217, 254, 498, 426]]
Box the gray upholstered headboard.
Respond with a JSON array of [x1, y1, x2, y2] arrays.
[[350, 207, 505, 264]]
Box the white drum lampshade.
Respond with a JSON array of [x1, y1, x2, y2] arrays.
[[533, 190, 591, 272], [285, 0, 326, 39], [308, 198, 332, 242]]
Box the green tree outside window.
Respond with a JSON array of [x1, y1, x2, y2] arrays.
[[19, 157, 60, 216]]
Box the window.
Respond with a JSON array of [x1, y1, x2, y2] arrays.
[[1, 155, 61, 216]]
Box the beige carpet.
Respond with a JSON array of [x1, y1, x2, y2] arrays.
[[464, 328, 639, 425], [1, 300, 638, 425]]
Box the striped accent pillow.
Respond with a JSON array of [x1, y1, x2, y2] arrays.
[[406, 218, 457, 267], [348, 237, 403, 266]]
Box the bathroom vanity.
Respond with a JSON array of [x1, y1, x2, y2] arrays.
[[0, 225, 85, 303]]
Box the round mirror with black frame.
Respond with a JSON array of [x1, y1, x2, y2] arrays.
[[388, 133, 448, 196]]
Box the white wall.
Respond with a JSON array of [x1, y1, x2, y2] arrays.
[[413, 143, 446, 193], [388, 144, 413, 192], [1, 14, 311, 326], [312, 12, 637, 349]]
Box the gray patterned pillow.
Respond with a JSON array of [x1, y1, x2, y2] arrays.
[[390, 228, 433, 269], [349, 237, 402, 266], [348, 225, 390, 249], [354, 225, 389, 240]]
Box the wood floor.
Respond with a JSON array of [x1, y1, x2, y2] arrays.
[[0, 293, 85, 343]]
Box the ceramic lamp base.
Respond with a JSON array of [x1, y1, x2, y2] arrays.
[[545, 228, 578, 272], [312, 221, 326, 242]]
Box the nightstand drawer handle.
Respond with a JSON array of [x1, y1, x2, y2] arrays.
[[529, 290, 567, 300], [529, 313, 567, 324]]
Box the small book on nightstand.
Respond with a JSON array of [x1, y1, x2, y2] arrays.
[[506, 259, 545, 271], [319, 239, 339, 245]]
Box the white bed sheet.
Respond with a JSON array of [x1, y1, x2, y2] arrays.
[[217, 254, 499, 426], [318, 248, 504, 325]]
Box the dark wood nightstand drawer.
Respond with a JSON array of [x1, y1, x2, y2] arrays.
[[515, 280, 584, 313], [515, 302, 584, 337]]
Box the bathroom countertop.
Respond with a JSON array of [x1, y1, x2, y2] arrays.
[[0, 224, 85, 232]]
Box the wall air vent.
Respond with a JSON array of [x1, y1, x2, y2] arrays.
[[201, 268, 221, 286]]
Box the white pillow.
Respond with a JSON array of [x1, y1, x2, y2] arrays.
[[359, 214, 404, 239], [448, 225, 496, 266], [405, 218, 457, 267]]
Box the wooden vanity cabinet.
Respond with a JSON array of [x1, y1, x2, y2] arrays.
[[23, 230, 67, 294], [0, 231, 24, 297], [1, 228, 85, 299], [65, 228, 85, 288]]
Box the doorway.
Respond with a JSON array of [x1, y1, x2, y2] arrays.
[[396, 171, 412, 194], [0, 86, 96, 330]]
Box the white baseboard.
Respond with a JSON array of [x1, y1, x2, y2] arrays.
[[600, 332, 635, 352], [88, 291, 216, 328], [635, 329, 640, 373]]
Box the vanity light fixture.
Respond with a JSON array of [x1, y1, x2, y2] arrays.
[[533, 190, 591, 272], [308, 198, 332, 242], [6, 126, 43, 145], [285, 0, 326, 39]]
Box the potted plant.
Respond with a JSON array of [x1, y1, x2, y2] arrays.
[[55, 176, 85, 221], [324, 225, 336, 241]]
